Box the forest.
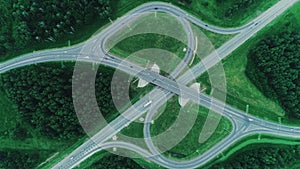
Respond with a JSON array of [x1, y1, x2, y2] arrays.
[[246, 31, 300, 119], [210, 144, 300, 169], [87, 154, 144, 169], [0, 0, 111, 58], [0, 62, 132, 140], [82, 143, 300, 169], [216, 0, 259, 18], [0, 150, 51, 169]]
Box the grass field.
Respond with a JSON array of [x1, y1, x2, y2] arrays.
[[203, 2, 300, 126], [47, 2, 300, 168], [0, 92, 91, 168], [194, 25, 234, 49], [0, 0, 294, 168], [0, 61, 159, 168], [113, 0, 279, 28], [1, 0, 273, 63], [0, 90, 65, 151], [0, 90, 81, 168], [204, 134, 300, 168], [0, 58, 160, 168], [75, 150, 164, 169], [74, 150, 108, 169], [108, 12, 187, 72], [221, 49, 286, 121], [109, 12, 234, 74], [121, 95, 232, 159], [0, 16, 108, 63], [44, 2, 300, 166], [154, 97, 232, 159], [108, 7, 235, 160], [186, 0, 278, 27], [39, 136, 91, 169], [75, 133, 300, 169]]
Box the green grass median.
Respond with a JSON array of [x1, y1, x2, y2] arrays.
[[201, 1, 300, 126]]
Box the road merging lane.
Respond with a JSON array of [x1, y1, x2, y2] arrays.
[[0, 0, 299, 168]]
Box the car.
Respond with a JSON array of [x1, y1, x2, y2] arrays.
[[154, 7, 158, 10], [143, 100, 152, 108]]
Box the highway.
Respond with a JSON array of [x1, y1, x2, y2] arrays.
[[52, 0, 300, 168], [0, 0, 299, 168], [49, 0, 298, 168]]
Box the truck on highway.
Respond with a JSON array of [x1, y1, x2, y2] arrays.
[[143, 100, 152, 108]]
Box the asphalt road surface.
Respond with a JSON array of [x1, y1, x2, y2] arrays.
[[0, 0, 299, 169], [51, 1, 300, 168]]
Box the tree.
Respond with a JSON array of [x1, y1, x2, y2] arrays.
[[246, 31, 300, 119]]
